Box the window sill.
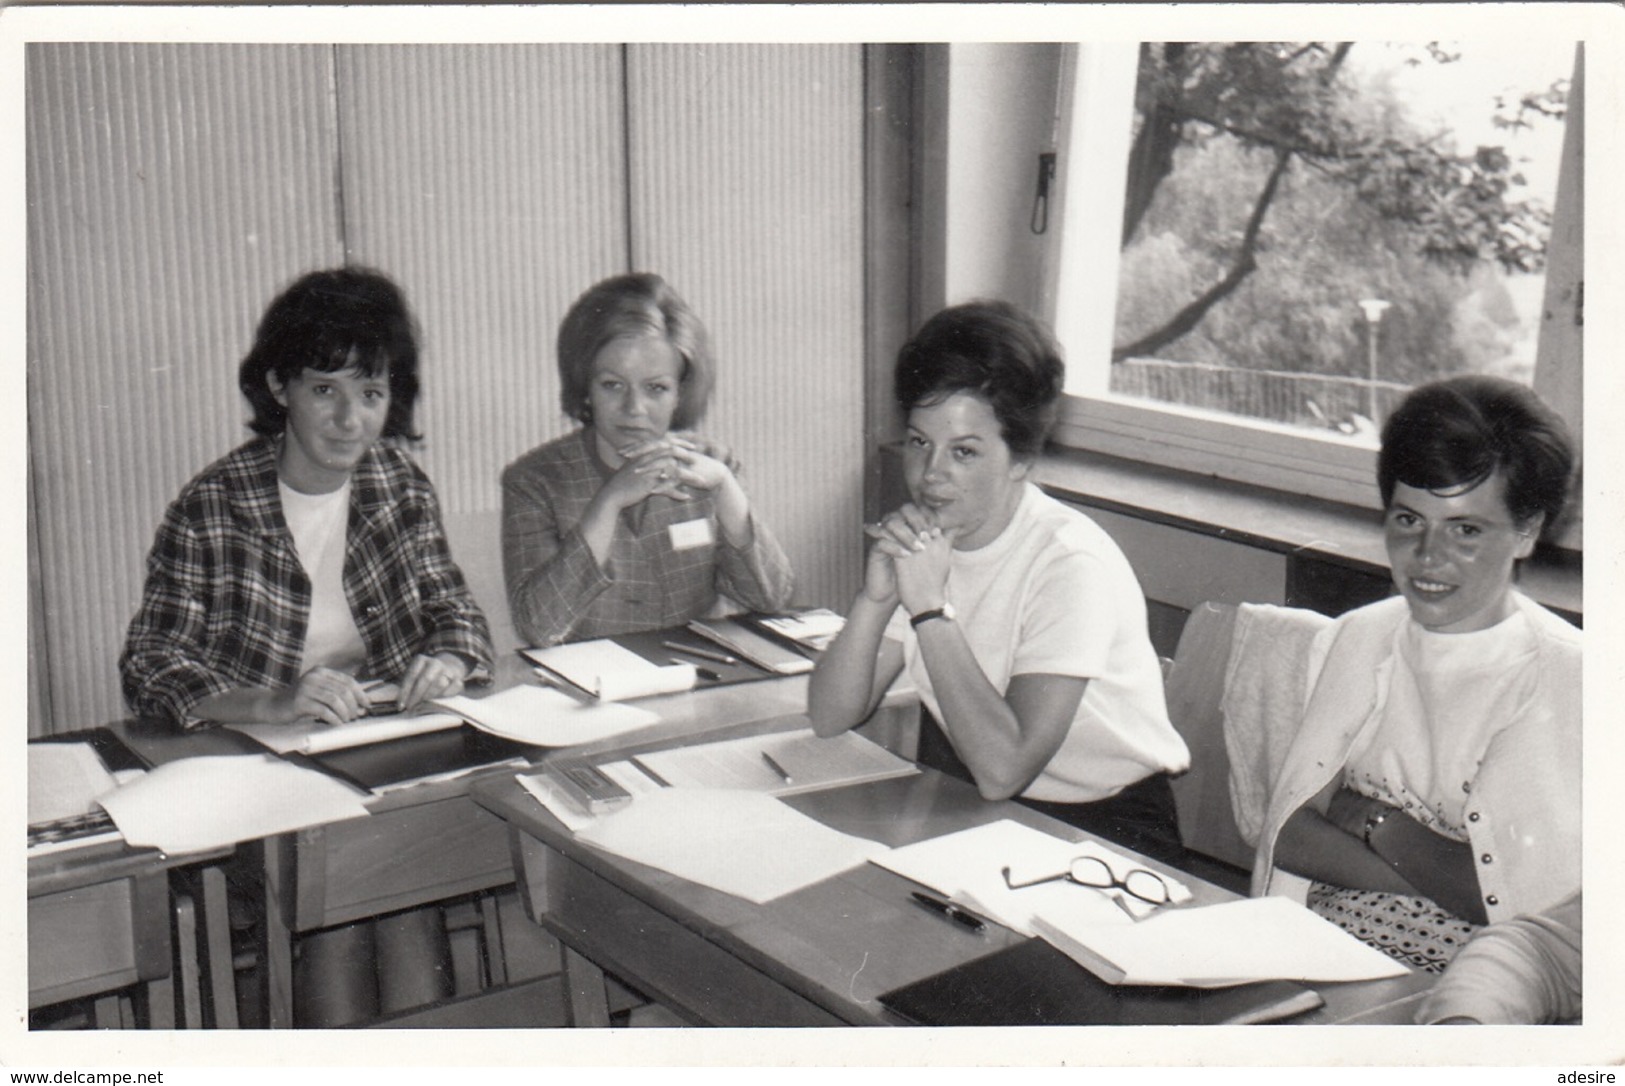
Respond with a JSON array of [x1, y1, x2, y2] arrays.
[[1033, 445, 1582, 623]]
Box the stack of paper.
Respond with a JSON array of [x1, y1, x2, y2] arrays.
[[435, 685, 660, 746], [573, 788, 891, 903], [873, 819, 1192, 933], [749, 609, 846, 653], [1030, 895, 1411, 987], [29, 742, 123, 825], [229, 683, 663, 757], [99, 753, 371, 854], [228, 710, 466, 755], [630, 727, 918, 797], [688, 618, 814, 675], [524, 640, 698, 700]]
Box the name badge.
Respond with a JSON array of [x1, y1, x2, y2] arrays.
[[668, 517, 716, 552]]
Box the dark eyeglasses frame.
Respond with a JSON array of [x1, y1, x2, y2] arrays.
[[1000, 855, 1171, 907]]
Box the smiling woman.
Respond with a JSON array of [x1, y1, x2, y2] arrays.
[[116, 265, 496, 1026], [1255, 375, 1581, 977], [120, 266, 493, 730]]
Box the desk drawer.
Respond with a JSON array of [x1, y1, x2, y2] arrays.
[[515, 834, 844, 1027], [293, 796, 514, 930], [29, 871, 168, 1008]]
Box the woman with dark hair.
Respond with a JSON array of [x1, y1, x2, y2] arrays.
[[501, 272, 792, 646], [121, 265, 492, 728], [119, 266, 493, 1026], [1254, 375, 1581, 976], [809, 301, 1190, 864]]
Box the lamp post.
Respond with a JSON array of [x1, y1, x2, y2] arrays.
[[1358, 299, 1391, 425]]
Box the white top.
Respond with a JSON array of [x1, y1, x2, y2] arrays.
[[1343, 609, 1537, 840], [887, 483, 1189, 803], [279, 480, 366, 674]]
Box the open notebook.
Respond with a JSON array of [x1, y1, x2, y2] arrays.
[[229, 683, 661, 756]]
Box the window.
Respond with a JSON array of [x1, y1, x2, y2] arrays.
[[1051, 42, 1578, 515]]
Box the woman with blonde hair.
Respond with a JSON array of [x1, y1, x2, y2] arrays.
[[502, 272, 792, 645]]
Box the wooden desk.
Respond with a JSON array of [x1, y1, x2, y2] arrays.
[[473, 732, 1432, 1027], [110, 660, 915, 1027], [28, 838, 233, 1028]]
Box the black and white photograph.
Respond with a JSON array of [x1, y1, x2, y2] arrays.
[[6, 1, 1621, 1077]]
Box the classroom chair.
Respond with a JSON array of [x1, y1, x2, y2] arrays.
[[1162, 601, 1331, 894]]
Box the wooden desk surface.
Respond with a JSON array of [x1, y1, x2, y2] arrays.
[[473, 747, 1432, 1027], [96, 656, 915, 1027]]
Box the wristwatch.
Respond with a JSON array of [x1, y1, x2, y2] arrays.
[[909, 601, 956, 629], [1362, 807, 1391, 848]]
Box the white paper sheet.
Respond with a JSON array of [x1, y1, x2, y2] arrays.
[[872, 818, 1192, 934], [1031, 894, 1412, 987], [98, 753, 371, 854], [227, 710, 466, 755], [434, 685, 660, 746], [523, 640, 697, 700], [29, 742, 121, 824], [574, 789, 891, 904]]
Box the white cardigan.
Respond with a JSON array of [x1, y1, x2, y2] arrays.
[[1250, 593, 1581, 926]]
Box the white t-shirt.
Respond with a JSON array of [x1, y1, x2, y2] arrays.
[[1342, 609, 1538, 840], [279, 479, 366, 674], [887, 483, 1189, 802]]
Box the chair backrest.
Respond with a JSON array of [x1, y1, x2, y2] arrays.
[[441, 509, 521, 658], [1163, 601, 1254, 872]]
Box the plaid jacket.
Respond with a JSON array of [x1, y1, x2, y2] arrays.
[[501, 429, 794, 646], [120, 438, 493, 728]]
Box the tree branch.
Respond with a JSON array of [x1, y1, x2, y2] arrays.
[[1113, 147, 1293, 362]]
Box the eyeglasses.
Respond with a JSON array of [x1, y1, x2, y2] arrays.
[[1001, 856, 1172, 907]]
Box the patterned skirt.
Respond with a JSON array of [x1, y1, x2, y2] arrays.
[[1306, 883, 1480, 973]]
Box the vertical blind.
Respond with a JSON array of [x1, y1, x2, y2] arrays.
[[26, 42, 867, 734]]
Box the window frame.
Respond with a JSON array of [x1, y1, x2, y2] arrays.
[[1047, 42, 1579, 539]]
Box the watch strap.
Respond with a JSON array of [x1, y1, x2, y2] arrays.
[[909, 606, 950, 629]]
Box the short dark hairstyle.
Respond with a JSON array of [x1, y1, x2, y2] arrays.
[[238, 266, 422, 440], [1378, 375, 1575, 530], [894, 300, 1065, 460], [556, 272, 714, 430]]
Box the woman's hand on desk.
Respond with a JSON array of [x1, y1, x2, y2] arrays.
[[275, 667, 369, 727], [398, 652, 469, 710]]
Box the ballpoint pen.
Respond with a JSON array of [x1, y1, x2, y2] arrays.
[[628, 755, 671, 788], [662, 640, 738, 666], [761, 751, 793, 784], [910, 891, 986, 933]]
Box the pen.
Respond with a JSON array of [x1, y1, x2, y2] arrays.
[[761, 751, 793, 784], [694, 666, 722, 682], [910, 891, 986, 933], [662, 640, 737, 666], [628, 755, 671, 788]]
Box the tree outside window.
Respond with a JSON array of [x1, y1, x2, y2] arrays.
[[1109, 41, 1572, 439]]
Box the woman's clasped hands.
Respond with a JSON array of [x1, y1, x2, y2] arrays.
[[862, 503, 957, 612], [604, 433, 742, 509]]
